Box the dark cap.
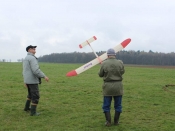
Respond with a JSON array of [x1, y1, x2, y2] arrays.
[[107, 48, 116, 56], [26, 45, 37, 52]]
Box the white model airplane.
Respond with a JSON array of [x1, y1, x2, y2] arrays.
[[66, 37, 131, 77]]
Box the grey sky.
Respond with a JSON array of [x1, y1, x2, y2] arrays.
[[0, 0, 175, 62]]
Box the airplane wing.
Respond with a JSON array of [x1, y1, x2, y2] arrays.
[[66, 38, 131, 77], [79, 36, 97, 48]]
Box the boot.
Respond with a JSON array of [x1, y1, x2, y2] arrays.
[[104, 112, 111, 126], [114, 111, 120, 125], [30, 105, 40, 116], [24, 100, 31, 112]]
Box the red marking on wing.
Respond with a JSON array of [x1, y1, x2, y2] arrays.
[[121, 38, 131, 48], [93, 36, 97, 40], [79, 45, 82, 48]]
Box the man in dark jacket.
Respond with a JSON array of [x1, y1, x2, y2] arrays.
[[23, 45, 49, 116], [98, 48, 125, 126]]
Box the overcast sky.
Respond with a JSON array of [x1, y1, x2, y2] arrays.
[[0, 0, 175, 62]]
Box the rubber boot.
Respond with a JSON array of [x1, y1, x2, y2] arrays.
[[104, 112, 111, 126], [24, 100, 31, 112], [30, 105, 40, 116], [114, 111, 120, 125]]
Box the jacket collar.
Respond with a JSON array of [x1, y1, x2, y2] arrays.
[[27, 52, 37, 59], [27, 52, 34, 56], [108, 57, 116, 59]]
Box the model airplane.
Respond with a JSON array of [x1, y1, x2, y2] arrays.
[[66, 37, 131, 77]]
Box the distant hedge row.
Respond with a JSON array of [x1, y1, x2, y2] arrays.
[[38, 50, 175, 66]]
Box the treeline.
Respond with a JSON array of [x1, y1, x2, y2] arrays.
[[38, 50, 175, 66]]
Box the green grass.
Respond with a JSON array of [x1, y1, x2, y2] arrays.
[[0, 62, 175, 131]]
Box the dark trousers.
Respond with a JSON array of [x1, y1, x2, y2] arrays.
[[27, 84, 40, 104], [102, 96, 122, 113]]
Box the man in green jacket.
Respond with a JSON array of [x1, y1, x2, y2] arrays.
[[98, 48, 125, 126], [23, 45, 49, 116]]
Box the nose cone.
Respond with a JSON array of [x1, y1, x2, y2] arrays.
[[66, 70, 77, 77]]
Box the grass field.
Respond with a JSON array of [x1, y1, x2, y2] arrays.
[[0, 62, 175, 131]]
